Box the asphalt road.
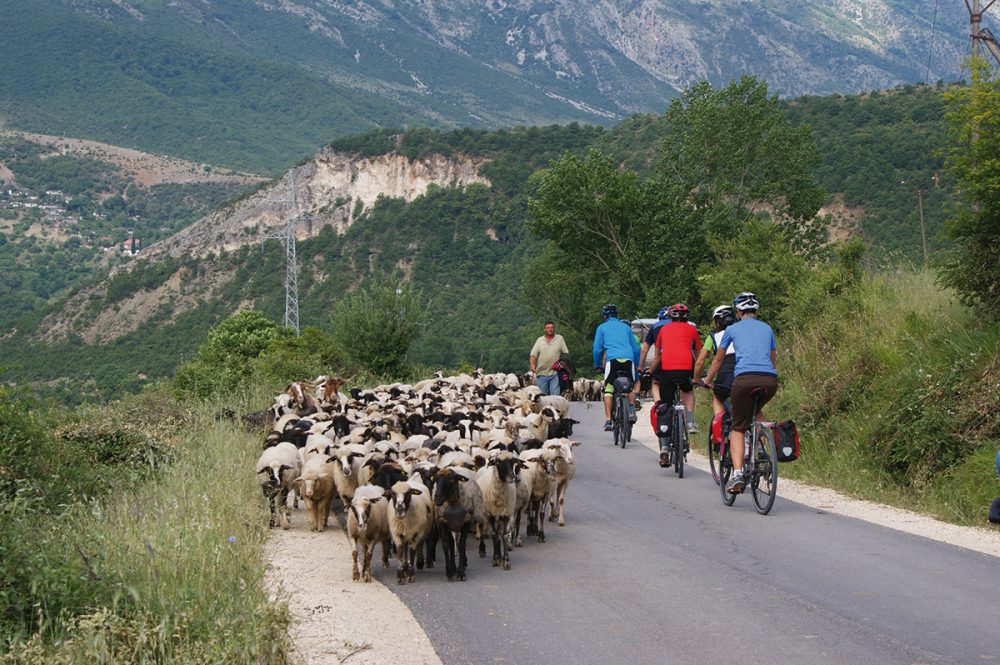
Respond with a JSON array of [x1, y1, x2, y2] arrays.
[[385, 403, 1000, 665]]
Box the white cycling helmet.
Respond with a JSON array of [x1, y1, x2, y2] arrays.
[[732, 292, 760, 312], [712, 305, 733, 319]]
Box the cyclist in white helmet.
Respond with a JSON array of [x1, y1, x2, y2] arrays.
[[704, 292, 777, 494]]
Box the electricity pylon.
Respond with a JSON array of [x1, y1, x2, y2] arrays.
[[261, 174, 312, 335], [968, 0, 1000, 64]]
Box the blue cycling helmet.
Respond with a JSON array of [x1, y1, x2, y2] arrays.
[[733, 291, 760, 313], [657, 306, 671, 320], [601, 303, 618, 319]]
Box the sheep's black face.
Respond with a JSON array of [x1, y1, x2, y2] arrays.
[[433, 474, 459, 508], [493, 457, 517, 484], [393, 491, 413, 518]]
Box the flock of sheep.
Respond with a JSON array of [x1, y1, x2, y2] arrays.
[[254, 371, 596, 584]]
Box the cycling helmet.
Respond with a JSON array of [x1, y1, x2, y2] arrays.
[[657, 306, 671, 320], [712, 305, 733, 320], [732, 292, 760, 312], [601, 303, 618, 319], [669, 303, 690, 320]]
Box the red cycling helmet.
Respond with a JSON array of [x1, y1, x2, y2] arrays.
[[669, 303, 690, 320]]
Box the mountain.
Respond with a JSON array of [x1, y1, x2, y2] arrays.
[[0, 84, 953, 402], [0, 0, 970, 174]]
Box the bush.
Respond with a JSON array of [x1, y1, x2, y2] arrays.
[[330, 281, 424, 378]]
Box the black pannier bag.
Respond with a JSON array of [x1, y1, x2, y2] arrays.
[[989, 498, 1000, 524], [774, 420, 800, 462]]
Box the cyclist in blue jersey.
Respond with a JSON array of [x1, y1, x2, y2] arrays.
[[593, 304, 641, 432], [704, 292, 778, 494]]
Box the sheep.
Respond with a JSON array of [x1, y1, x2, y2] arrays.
[[543, 438, 581, 527], [385, 480, 434, 584], [286, 381, 320, 417], [347, 484, 391, 582], [475, 451, 525, 570], [293, 454, 337, 532], [519, 449, 556, 542], [432, 466, 485, 581], [332, 443, 367, 510], [255, 442, 300, 530]]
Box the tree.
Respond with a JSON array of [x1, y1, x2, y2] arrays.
[[330, 280, 423, 378], [939, 58, 1000, 310], [658, 76, 827, 255]]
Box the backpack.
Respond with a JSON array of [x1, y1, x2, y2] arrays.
[[552, 358, 575, 393], [774, 420, 800, 462]]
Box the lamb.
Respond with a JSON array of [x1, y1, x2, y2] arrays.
[[293, 454, 337, 532], [385, 480, 434, 584], [432, 466, 485, 581], [347, 484, 391, 582], [475, 451, 525, 570], [543, 438, 581, 527], [255, 442, 300, 530], [519, 449, 556, 542]]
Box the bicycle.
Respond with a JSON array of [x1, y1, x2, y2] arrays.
[[716, 387, 778, 515], [654, 381, 687, 477], [609, 373, 634, 448]]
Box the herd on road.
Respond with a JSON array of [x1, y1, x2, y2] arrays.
[[254, 372, 602, 585]]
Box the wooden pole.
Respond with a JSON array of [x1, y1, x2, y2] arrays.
[[917, 189, 928, 268]]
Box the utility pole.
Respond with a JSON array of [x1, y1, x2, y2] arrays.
[[917, 189, 929, 268], [967, 0, 1000, 63]]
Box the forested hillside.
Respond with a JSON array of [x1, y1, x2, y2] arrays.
[[0, 84, 958, 400]]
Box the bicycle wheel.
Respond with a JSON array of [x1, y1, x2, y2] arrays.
[[707, 430, 721, 485], [618, 395, 629, 448], [750, 426, 778, 515], [719, 446, 737, 506], [674, 410, 685, 478], [624, 398, 633, 445]]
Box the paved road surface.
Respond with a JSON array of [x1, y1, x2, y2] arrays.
[[386, 403, 1000, 665]]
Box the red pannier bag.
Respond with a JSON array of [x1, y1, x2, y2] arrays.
[[710, 412, 725, 452], [774, 420, 800, 462]]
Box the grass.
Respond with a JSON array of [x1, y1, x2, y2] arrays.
[[1, 387, 291, 663]]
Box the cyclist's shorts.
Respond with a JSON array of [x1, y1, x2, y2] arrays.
[[713, 370, 734, 402], [730, 373, 778, 432], [653, 369, 693, 394], [603, 359, 635, 395]]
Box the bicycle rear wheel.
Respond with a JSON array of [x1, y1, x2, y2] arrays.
[[719, 447, 736, 506], [673, 410, 685, 478], [624, 399, 633, 445], [707, 431, 721, 485], [750, 426, 778, 515]]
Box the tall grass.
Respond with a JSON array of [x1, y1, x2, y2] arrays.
[[1, 389, 290, 663], [764, 269, 1000, 525]]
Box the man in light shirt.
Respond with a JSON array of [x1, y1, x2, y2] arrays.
[[529, 321, 569, 395]]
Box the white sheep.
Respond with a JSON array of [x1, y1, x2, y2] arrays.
[[255, 442, 300, 530], [543, 437, 580, 527], [475, 451, 525, 570], [347, 484, 391, 582], [293, 454, 337, 532], [385, 480, 434, 584]]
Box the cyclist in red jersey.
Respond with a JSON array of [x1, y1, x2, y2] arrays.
[[649, 304, 701, 436]]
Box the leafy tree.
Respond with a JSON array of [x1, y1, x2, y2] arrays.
[[330, 280, 424, 378], [658, 76, 827, 255], [938, 59, 1000, 310]]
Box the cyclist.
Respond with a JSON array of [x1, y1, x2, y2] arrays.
[[648, 303, 701, 445], [693, 305, 737, 417], [638, 305, 671, 381], [704, 292, 777, 494], [592, 304, 641, 432]]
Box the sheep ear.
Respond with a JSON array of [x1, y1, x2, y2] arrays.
[[256, 468, 270, 475], [570, 441, 581, 447], [291, 477, 302, 485], [408, 487, 423, 496], [324, 456, 337, 464], [370, 496, 383, 503], [383, 489, 393, 498], [278, 464, 292, 473], [456, 474, 468, 482], [515, 460, 529, 469]]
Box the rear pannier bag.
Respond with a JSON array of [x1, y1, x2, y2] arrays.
[[774, 420, 800, 462]]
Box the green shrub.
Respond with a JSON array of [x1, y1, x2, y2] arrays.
[[330, 280, 424, 378]]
